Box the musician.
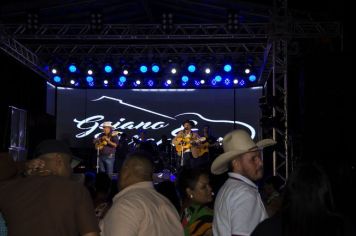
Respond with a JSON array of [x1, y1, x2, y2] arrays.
[[172, 120, 202, 168], [199, 125, 218, 168], [94, 121, 119, 177]]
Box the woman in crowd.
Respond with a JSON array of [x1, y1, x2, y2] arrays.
[[177, 168, 214, 236]]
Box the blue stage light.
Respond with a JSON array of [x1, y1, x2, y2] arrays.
[[224, 78, 231, 85], [148, 80, 154, 87], [215, 75, 222, 82], [194, 80, 200, 86], [249, 75, 257, 82], [104, 65, 112, 73], [181, 76, 189, 83], [69, 65, 77, 73], [140, 65, 148, 73], [119, 76, 126, 83], [188, 65, 196, 73], [53, 76, 61, 83], [118, 81, 124, 87], [88, 82, 94, 87], [86, 76, 94, 83], [152, 65, 160, 73], [239, 80, 246, 87], [211, 79, 217, 86], [224, 64, 232, 72]]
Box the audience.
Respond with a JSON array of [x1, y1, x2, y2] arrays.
[[100, 151, 184, 236], [0, 140, 99, 236], [177, 168, 214, 236], [251, 162, 355, 236], [211, 130, 276, 236], [262, 175, 284, 216]]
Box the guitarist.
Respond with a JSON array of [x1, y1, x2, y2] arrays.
[[94, 121, 119, 177], [199, 125, 218, 167], [172, 120, 202, 168]]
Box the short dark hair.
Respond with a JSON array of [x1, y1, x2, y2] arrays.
[[177, 168, 209, 200]]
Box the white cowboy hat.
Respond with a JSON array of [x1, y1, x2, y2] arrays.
[[102, 121, 113, 128], [211, 129, 276, 175]]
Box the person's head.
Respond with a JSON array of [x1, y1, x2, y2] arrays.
[[229, 148, 264, 181], [183, 120, 194, 131], [102, 121, 113, 135], [283, 162, 334, 214], [211, 130, 276, 180], [119, 152, 153, 190], [177, 168, 213, 205], [161, 134, 168, 142], [139, 130, 146, 140], [33, 139, 79, 178]]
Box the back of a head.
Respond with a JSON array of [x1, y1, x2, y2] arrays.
[[120, 152, 154, 189], [282, 162, 341, 236]]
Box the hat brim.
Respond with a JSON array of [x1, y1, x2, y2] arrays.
[[211, 139, 276, 175]]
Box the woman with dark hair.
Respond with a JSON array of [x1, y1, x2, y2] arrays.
[[177, 168, 214, 236], [251, 162, 354, 236]]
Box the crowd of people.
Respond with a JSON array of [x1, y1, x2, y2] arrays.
[[0, 120, 354, 236]]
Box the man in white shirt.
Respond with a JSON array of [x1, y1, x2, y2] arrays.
[[100, 152, 184, 236], [211, 130, 276, 236]]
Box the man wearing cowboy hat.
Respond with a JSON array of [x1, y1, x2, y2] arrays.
[[211, 129, 276, 236], [172, 120, 203, 169], [95, 121, 119, 177]]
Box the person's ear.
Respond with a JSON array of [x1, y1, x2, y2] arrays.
[[186, 187, 194, 198]]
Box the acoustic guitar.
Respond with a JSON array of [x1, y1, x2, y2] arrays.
[[95, 131, 120, 150], [197, 140, 221, 157], [175, 137, 206, 154]]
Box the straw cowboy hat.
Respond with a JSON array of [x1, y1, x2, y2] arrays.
[[211, 129, 276, 175], [102, 121, 113, 128]]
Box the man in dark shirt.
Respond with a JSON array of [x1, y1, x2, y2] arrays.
[[95, 121, 119, 177], [0, 140, 100, 236]]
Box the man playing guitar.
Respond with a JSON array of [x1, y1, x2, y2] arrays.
[[172, 120, 204, 169], [94, 121, 119, 177]]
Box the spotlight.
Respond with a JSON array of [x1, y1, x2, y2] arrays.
[[123, 69, 129, 75], [140, 65, 148, 73], [211, 79, 217, 86], [224, 78, 231, 85], [205, 68, 211, 74], [233, 79, 239, 84], [103, 80, 109, 85], [188, 65, 196, 73], [148, 80, 154, 87], [194, 80, 200, 86], [152, 65, 160, 73], [224, 64, 232, 72], [200, 80, 205, 84], [245, 68, 251, 74], [181, 76, 189, 83], [53, 76, 61, 83], [104, 65, 112, 73], [70, 79, 76, 85], [87, 69, 93, 75], [118, 81, 124, 87], [249, 75, 256, 82], [68, 65, 77, 73], [215, 75, 222, 82], [166, 79, 172, 85], [171, 68, 177, 74], [51, 68, 57, 74], [88, 82, 94, 87], [239, 80, 246, 86], [86, 76, 94, 83], [135, 80, 141, 85], [119, 76, 126, 83]]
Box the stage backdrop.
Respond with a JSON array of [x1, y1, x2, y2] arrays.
[[54, 88, 262, 148]]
